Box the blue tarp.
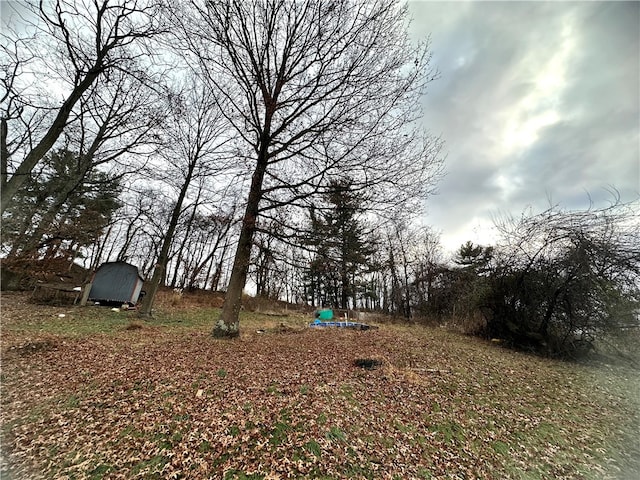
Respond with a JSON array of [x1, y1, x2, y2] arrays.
[[309, 319, 375, 330]]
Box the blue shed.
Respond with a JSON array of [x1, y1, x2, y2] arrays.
[[88, 262, 144, 305]]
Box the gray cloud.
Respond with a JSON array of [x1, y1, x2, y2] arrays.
[[409, 0, 640, 253]]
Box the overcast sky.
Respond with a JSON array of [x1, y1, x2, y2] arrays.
[[407, 0, 640, 255]]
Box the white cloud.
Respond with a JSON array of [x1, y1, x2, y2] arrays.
[[409, 1, 639, 255], [499, 17, 576, 154]]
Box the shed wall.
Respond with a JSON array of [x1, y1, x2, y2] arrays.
[[89, 263, 144, 304]]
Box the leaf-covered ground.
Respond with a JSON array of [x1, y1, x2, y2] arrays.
[[1, 292, 638, 479]]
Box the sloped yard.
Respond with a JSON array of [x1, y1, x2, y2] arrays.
[[1, 292, 638, 479]]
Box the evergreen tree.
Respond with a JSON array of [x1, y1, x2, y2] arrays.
[[445, 241, 494, 320], [305, 179, 376, 309], [454, 241, 493, 273], [2, 148, 121, 264]]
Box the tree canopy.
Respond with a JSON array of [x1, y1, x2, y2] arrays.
[[171, 0, 443, 336]]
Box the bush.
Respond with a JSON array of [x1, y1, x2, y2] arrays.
[[479, 199, 640, 358]]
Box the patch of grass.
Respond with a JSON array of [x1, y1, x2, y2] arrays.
[[316, 412, 328, 426], [268, 420, 291, 446], [340, 383, 354, 401], [431, 421, 466, 444], [2, 305, 221, 337], [131, 455, 170, 476], [266, 382, 280, 395], [21, 309, 138, 336], [394, 420, 414, 434], [118, 425, 144, 439], [417, 467, 432, 479], [534, 421, 563, 443], [326, 425, 347, 443], [199, 440, 213, 453], [491, 440, 510, 455], [223, 470, 265, 480], [88, 463, 113, 479], [155, 434, 172, 450], [381, 435, 395, 448], [3, 297, 313, 338], [340, 460, 375, 479], [153, 308, 218, 329], [303, 440, 322, 458], [212, 452, 232, 468], [63, 395, 80, 409]]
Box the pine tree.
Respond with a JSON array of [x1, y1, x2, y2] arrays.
[[454, 241, 493, 273], [2, 148, 121, 265], [305, 179, 376, 309]]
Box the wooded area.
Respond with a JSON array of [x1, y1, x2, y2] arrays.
[[1, 0, 639, 357]]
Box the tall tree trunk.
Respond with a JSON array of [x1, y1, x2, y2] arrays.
[[340, 265, 349, 310], [170, 190, 201, 287], [1, 116, 8, 191], [209, 258, 223, 291], [213, 157, 268, 337], [90, 223, 113, 271], [139, 165, 194, 317]]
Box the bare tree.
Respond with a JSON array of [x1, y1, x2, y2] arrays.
[[0, 0, 166, 214], [138, 83, 231, 317], [112, 186, 171, 274], [4, 69, 164, 259], [411, 227, 444, 315], [483, 196, 640, 357], [182, 207, 236, 291], [175, 0, 443, 337]]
